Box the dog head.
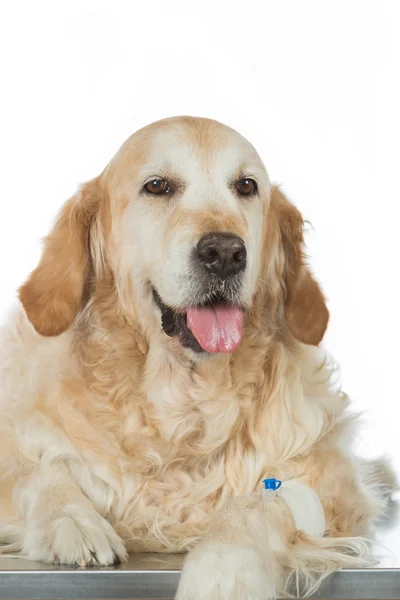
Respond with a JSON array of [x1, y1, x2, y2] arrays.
[[19, 117, 328, 354]]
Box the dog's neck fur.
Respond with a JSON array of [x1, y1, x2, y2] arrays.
[[77, 277, 261, 408], [73, 276, 338, 471]]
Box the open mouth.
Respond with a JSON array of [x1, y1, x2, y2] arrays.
[[152, 289, 244, 354]]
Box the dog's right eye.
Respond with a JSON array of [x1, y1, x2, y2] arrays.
[[144, 179, 171, 195]]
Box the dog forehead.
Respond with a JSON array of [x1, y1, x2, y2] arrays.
[[138, 117, 262, 180], [106, 117, 268, 204]]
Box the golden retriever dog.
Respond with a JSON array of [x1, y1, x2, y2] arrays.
[[0, 116, 395, 598]]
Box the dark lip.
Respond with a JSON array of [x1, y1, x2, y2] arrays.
[[152, 287, 243, 354], [152, 288, 203, 353]]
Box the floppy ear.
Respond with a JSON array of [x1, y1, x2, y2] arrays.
[[19, 178, 102, 336], [270, 185, 329, 346]]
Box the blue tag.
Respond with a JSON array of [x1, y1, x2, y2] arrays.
[[262, 478, 282, 491]]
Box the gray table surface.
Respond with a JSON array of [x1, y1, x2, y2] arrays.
[[0, 495, 400, 599]]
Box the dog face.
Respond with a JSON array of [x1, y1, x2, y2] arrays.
[[19, 117, 329, 354], [106, 118, 269, 353]]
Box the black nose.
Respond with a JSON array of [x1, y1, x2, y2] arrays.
[[196, 233, 247, 278]]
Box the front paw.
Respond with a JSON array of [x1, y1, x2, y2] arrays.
[[23, 504, 128, 566], [175, 542, 274, 600]]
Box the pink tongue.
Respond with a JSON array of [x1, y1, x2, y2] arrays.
[[187, 306, 243, 353]]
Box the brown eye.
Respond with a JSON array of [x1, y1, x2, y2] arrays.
[[144, 179, 171, 194], [236, 178, 257, 196]]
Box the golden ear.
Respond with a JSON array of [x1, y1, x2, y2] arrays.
[[270, 185, 329, 346], [19, 178, 102, 336]]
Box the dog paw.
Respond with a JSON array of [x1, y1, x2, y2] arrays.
[[23, 504, 128, 566], [175, 542, 274, 600]]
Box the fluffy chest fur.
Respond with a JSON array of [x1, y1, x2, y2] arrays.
[[15, 305, 341, 553], [0, 301, 347, 554]]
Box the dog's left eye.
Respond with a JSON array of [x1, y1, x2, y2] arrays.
[[236, 178, 258, 196], [144, 179, 171, 194]]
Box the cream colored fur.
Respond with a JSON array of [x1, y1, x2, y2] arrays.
[[0, 117, 395, 599]]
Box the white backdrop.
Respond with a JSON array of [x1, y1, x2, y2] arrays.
[[1, 1, 399, 468]]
